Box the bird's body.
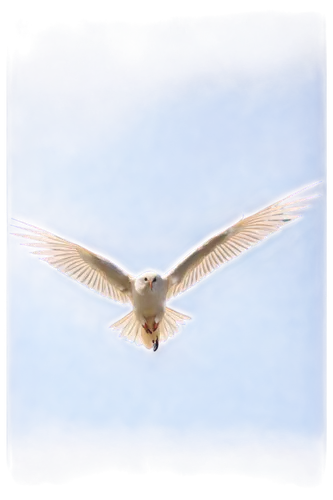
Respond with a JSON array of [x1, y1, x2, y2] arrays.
[[132, 272, 167, 323], [12, 182, 319, 351], [131, 272, 168, 350]]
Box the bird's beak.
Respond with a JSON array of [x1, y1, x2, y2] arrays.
[[149, 280, 153, 290]]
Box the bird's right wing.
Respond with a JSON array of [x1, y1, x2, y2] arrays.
[[165, 182, 320, 300], [12, 219, 132, 304]]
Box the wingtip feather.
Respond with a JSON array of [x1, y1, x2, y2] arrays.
[[11, 218, 25, 225]]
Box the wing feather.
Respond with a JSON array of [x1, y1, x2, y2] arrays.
[[12, 219, 132, 304], [165, 183, 320, 299]]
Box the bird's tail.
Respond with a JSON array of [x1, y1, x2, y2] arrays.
[[109, 309, 158, 351], [109, 307, 191, 350], [159, 307, 191, 342]]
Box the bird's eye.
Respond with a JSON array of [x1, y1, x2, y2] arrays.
[[153, 277, 157, 282], [144, 277, 148, 281]]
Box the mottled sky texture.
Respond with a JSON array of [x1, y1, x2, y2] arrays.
[[8, 14, 325, 485]]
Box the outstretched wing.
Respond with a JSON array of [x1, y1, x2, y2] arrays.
[[165, 182, 320, 300], [12, 219, 132, 303]]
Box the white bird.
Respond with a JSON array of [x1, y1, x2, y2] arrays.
[[12, 182, 319, 352]]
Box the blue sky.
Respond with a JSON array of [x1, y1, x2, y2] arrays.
[[7, 14, 325, 486]]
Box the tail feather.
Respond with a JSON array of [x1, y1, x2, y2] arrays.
[[110, 311, 132, 329], [159, 307, 191, 342], [110, 307, 191, 349], [165, 308, 192, 322]]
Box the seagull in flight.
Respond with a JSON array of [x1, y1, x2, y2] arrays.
[[12, 182, 319, 352]]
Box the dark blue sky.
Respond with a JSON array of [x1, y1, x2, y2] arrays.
[[8, 14, 325, 485]]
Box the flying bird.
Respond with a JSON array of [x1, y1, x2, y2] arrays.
[[12, 182, 319, 352]]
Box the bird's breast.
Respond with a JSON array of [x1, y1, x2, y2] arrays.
[[133, 289, 166, 317]]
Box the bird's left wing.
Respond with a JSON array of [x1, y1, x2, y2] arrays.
[[165, 183, 320, 300], [12, 219, 132, 303]]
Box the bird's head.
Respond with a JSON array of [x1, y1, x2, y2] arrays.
[[136, 271, 162, 293]]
